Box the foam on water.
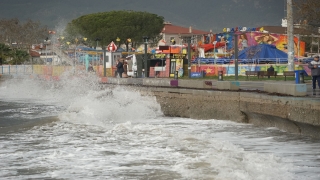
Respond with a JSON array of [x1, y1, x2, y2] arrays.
[[0, 118, 297, 180], [0, 71, 320, 179]]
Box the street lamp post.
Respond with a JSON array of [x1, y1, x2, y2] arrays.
[[83, 37, 87, 43], [83, 37, 87, 65], [213, 41, 217, 64], [143, 36, 149, 78], [44, 37, 49, 64], [95, 38, 100, 65], [60, 36, 64, 64], [40, 43, 43, 64], [186, 36, 192, 78], [116, 37, 120, 47], [127, 38, 131, 52], [74, 38, 78, 66]]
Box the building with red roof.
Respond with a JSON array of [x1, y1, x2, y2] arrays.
[[159, 22, 210, 46]]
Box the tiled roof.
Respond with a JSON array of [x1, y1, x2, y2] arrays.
[[30, 50, 40, 57], [162, 23, 209, 35]]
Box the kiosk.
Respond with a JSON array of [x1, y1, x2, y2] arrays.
[[104, 41, 121, 77]]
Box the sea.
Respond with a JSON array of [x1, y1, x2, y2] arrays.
[[0, 71, 320, 180]]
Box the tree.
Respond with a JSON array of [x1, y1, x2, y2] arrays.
[[12, 49, 30, 65], [64, 10, 164, 50], [293, 0, 320, 31], [0, 43, 10, 65], [0, 18, 48, 50], [292, 0, 320, 53], [0, 43, 29, 65]]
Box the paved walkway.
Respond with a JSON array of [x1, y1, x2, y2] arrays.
[[211, 80, 320, 98], [1, 74, 320, 98]]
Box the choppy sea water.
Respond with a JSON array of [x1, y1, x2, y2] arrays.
[[0, 71, 320, 180]]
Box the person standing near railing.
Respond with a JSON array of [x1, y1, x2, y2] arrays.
[[308, 55, 320, 90]]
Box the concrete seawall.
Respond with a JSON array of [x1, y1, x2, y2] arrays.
[[104, 77, 320, 138]]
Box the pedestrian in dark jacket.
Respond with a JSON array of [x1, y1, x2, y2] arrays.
[[116, 59, 124, 78], [308, 55, 320, 90], [267, 65, 274, 78]]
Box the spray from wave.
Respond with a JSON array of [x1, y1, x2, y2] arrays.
[[0, 70, 163, 127]]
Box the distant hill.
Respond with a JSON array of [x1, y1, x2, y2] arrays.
[[0, 0, 285, 33]]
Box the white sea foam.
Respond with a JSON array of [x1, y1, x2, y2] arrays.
[[1, 71, 320, 179], [0, 117, 300, 180]]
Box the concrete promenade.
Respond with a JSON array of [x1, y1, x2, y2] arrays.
[[102, 77, 320, 98], [102, 77, 320, 138]]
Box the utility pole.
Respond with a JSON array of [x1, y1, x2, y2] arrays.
[[187, 36, 191, 78], [234, 34, 238, 80], [143, 36, 149, 78], [287, 0, 294, 71]]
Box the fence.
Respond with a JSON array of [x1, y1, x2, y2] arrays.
[[0, 65, 33, 75], [0, 65, 104, 78]]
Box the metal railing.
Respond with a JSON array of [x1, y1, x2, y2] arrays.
[[0, 65, 33, 75], [191, 58, 301, 65]]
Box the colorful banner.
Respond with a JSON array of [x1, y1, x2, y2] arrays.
[[236, 32, 305, 56], [202, 32, 306, 57]]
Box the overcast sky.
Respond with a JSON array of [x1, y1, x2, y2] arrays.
[[0, 0, 285, 32]]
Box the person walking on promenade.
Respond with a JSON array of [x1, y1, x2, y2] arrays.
[[116, 59, 124, 78], [123, 60, 128, 78], [308, 55, 320, 90]]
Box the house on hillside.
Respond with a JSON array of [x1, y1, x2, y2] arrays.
[[29, 50, 42, 64], [159, 22, 210, 46]]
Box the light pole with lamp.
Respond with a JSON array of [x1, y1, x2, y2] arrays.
[[95, 38, 101, 64], [39, 43, 43, 64], [44, 37, 49, 64], [74, 38, 78, 66], [143, 36, 149, 78], [60, 36, 64, 64], [127, 38, 131, 52], [83, 37, 87, 44], [66, 41, 71, 66], [213, 41, 217, 64], [66, 41, 70, 50], [82, 37, 87, 65], [116, 37, 121, 47], [185, 36, 192, 78]]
